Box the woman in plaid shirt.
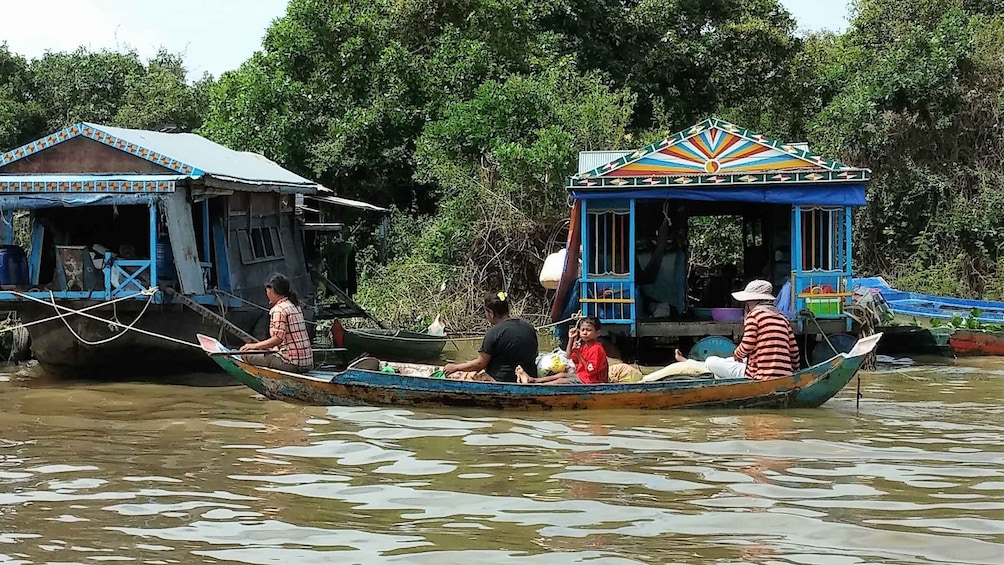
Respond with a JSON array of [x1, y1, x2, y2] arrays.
[[240, 274, 314, 373]]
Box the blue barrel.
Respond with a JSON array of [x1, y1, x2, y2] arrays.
[[811, 333, 857, 365], [156, 238, 176, 280], [0, 245, 29, 286], [689, 335, 737, 361]]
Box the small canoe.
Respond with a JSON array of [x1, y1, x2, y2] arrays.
[[948, 329, 1004, 357], [197, 333, 882, 411], [342, 327, 448, 362]]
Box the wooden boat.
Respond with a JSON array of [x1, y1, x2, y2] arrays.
[[342, 327, 448, 362], [947, 329, 1004, 357], [854, 277, 1004, 323], [197, 332, 882, 410], [854, 277, 1004, 357], [871, 325, 955, 359]]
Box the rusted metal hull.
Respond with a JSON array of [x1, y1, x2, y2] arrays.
[[949, 330, 1004, 357], [199, 334, 881, 411]]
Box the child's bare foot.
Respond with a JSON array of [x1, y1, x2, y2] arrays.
[[515, 365, 532, 384], [675, 349, 687, 363]]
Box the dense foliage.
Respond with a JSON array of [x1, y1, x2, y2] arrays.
[[2, 0, 1003, 329]]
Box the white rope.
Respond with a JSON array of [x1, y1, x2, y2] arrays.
[[0, 291, 149, 334], [214, 288, 322, 326], [49, 289, 156, 346], [216, 289, 269, 313], [347, 314, 583, 343], [11, 289, 201, 349]]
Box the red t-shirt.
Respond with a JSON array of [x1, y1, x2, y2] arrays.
[[572, 341, 609, 383]]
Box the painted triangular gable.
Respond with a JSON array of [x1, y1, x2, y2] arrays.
[[577, 118, 851, 180], [0, 123, 202, 177]]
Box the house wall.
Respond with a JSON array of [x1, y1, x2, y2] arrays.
[[0, 137, 174, 174], [222, 193, 314, 338]]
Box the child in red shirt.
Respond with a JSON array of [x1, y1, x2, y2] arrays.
[[517, 317, 609, 384]]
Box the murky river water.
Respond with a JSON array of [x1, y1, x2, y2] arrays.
[[1, 357, 1002, 564]]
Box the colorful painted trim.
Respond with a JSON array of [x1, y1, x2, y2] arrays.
[[0, 176, 179, 193], [566, 169, 870, 188], [575, 118, 863, 181], [0, 123, 202, 177]]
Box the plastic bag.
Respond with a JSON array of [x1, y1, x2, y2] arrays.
[[535, 349, 575, 377]]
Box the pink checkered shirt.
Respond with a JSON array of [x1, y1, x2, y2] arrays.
[[270, 298, 313, 368]]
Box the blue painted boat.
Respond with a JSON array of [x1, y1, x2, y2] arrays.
[[853, 277, 1004, 323], [197, 333, 882, 411]]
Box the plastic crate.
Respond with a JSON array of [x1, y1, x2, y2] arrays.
[[806, 296, 842, 316]]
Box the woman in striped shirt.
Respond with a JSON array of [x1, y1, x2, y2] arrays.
[[704, 280, 799, 380]]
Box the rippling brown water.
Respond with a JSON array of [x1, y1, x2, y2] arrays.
[[1, 358, 1002, 564]]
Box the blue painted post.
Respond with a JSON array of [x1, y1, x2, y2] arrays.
[[201, 199, 211, 262], [212, 218, 232, 293], [104, 251, 112, 299], [844, 206, 852, 279], [792, 205, 802, 312], [149, 202, 158, 301], [844, 206, 853, 331], [28, 219, 43, 286], [0, 210, 13, 245], [580, 199, 589, 318], [629, 199, 636, 335]]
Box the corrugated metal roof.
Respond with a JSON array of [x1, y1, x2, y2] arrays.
[[578, 151, 631, 174], [308, 192, 388, 213], [86, 123, 319, 190]]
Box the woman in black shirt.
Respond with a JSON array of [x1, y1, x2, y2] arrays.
[[443, 292, 538, 382]]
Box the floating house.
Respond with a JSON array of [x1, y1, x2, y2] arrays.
[[0, 123, 381, 375], [552, 118, 870, 360]]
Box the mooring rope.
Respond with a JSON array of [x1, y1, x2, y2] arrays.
[[214, 288, 323, 326], [342, 314, 584, 344], [0, 291, 149, 335], [10, 289, 201, 349], [48, 289, 156, 346]]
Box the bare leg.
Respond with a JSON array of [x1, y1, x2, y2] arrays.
[[531, 372, 572, 384], [515, 365, 532, 384], [675, 349, 688, 363], [516, 366, 574, 384]]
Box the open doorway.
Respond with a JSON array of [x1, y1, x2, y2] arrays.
[[632, 200, 792, 321]]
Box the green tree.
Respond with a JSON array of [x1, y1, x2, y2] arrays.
[[114, 50, 211, 131], [0, 43, 45, 149], [807, 0, 1004, 296]]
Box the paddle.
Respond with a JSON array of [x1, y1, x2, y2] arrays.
[[207, 349, 280, 357]]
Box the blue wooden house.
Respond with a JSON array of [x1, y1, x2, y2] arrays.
[[554, 118, 870, 357], [0, 123, 382, 376]]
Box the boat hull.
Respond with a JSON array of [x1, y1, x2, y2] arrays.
[[200, 334, 881, 411], [873, 325, 955, 358], [948, 330, 1004, 357], [342, 328, 447, 362], [18, 302, 256, 378]]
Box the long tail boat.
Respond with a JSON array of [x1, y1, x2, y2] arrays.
[[197, 333, 881, 410]]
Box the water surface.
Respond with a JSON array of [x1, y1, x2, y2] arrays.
[[0, 359, 1002, 564]]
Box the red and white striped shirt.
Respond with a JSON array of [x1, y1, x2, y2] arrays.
[[733, 305, 799, 380]]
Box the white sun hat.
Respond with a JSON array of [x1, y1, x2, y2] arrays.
[[731, 279, 776, 302]]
